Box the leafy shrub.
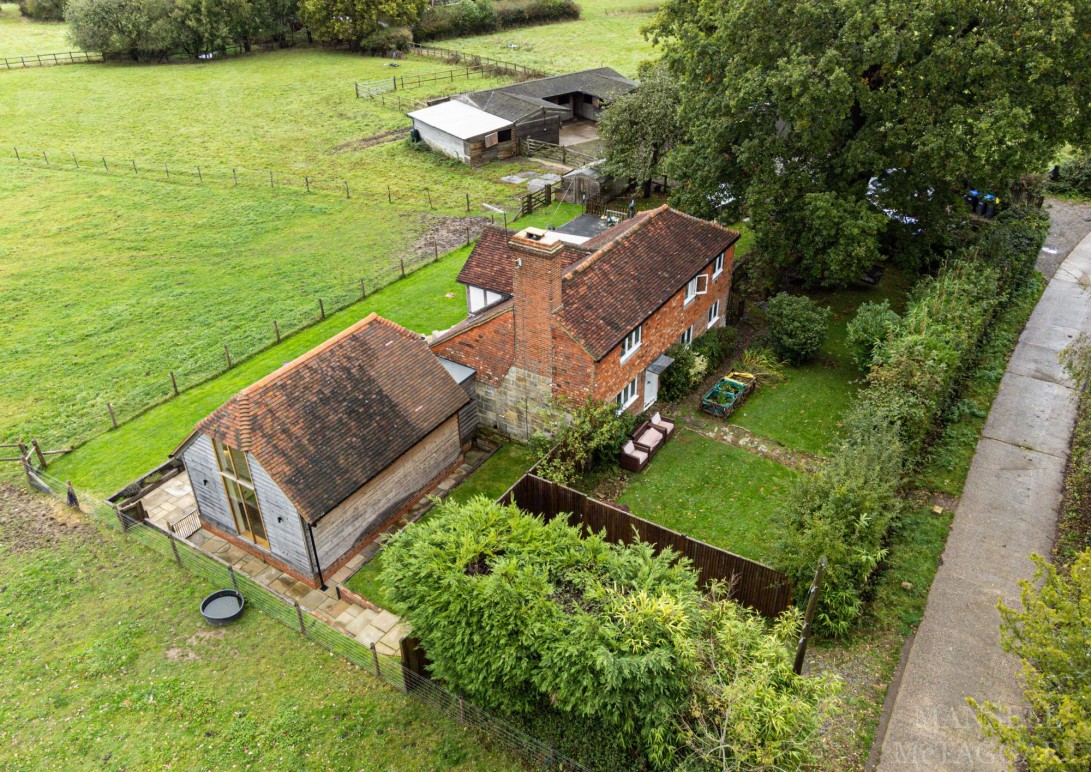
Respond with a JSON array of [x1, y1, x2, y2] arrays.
[[532, 398, 637, 485], [691, 325, 737, 370], [359, 25, 412, 52], [765, 293, 831, 365], [382, 498, 702, 765], [384, 498, 839, 768], [19, 0, 66, 20], [970, 551, 1091, 770], [1048, 152, 1091, 199], [657, 342, 706, 402], [775, 412, 905, 637], [846, 300, 900, 372], [739, 345, 787, 385], [413, 0, 577, 41], [679, 597, 840, 769]]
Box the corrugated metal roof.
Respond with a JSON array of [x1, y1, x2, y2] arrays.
[[408, 100, 514, 140]]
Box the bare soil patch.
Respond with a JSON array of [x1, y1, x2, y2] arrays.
[[332, 127, 410, 153], [0, 483, 88, 554], [412, 215, 495, 258]]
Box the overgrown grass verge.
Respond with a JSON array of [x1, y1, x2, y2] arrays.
[[1055, 387, 1091, 566], [916, 275, 1046, 494]]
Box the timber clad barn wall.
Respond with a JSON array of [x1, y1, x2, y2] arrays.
[[501, 473, 794, 618], [312, 416, 462, 568]]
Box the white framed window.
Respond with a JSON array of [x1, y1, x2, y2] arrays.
[[681, 326, 693, 345], [620, 325, 642, 362], [615, 376, 639, 413], [467, 285, 504, 313], [713, 251, 725, 279], [685, 274, 709, 305], [707, 300, 721, 328]]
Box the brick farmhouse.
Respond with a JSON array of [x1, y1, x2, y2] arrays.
[[431, 205, 739, 438], [173, 313, 472, 587]]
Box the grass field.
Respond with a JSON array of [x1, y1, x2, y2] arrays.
[[42, 205, 578, 495], [727, 270, 911, 456], [618, 430, 798, 564], [444, 10, 657, 78], [0, 493, 516, 769], [0, 2, 73, 56], [0, 45, 578, 458], [344, 443, 536, 608]]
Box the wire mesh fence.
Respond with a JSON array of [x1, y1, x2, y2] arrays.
[[23, 464, 587, 770], [6, 144, 526, 214]]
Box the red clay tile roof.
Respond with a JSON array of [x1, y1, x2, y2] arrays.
[[178, 314, 469, 524], [557, 206, 739, 360], [456, 226, 587, 295]]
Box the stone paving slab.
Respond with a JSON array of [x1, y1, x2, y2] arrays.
[[878, 230, 1091, 770]]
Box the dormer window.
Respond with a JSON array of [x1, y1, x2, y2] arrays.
[[713, 252, 725, 279], [467, 285, 505, 314], [620, 325, 642, 363]]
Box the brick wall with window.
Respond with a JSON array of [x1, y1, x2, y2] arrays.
[[592, 245, 734, 412]]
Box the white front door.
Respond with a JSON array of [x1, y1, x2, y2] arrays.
[[643, 368, 659, 410]]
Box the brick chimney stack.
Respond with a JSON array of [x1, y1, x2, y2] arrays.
[[510, 227, 564, 379]]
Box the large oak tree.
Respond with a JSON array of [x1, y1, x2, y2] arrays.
[[647, 0, 1091, 285]]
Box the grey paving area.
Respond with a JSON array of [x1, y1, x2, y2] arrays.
[[877, 228, 1091, 769]]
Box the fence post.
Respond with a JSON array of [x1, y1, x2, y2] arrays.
[[72, 153, 78, 169], [31, 439, 47, 468], [269, 170, 274, 188], [426, 188, 433, 210], [305, 176, 310, 193], [344, 180, 350, 199], [107, 402, 118, 430], [170, 370, 179, 396], [169, 531, 182, 565], [295, 601, 306, 635], [465, 192, 470, 212], [360, 279, 366, 298], [229, 565, 239, 593], [232, 168, 238, 186], [433, 240, 439, 262], [371, 642, 381, 677], [318, 298, 325, 320], [131, 159, 137, 174], [224, 344, 233, 369], [196, 166, 203, 183], [387, 185, 392, 204], [65, 481, 79, 509], [274, 320, 281, 343], [793, 556, 826, 675], [399, 257, 405, 277], [102, 157, 108, 172], [42, 150, 49, 166]]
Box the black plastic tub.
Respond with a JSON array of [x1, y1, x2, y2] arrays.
[[200, 589, 245, 626]]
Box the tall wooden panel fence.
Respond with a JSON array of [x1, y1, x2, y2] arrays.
[[499, 473, 795, 619]]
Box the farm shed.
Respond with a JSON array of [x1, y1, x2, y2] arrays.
[[173, 313, 471, 587], [408, 100, 516, 166]]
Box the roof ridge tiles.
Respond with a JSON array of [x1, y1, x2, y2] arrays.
[[242, 312, 382, 395], [562, 205, 666, 280]]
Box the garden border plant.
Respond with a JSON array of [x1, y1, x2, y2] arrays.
[[776, 206, 1050, 636]]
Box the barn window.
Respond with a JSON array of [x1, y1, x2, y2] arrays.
[[498, 129, 512, 142], [484, 132, 499, 148]]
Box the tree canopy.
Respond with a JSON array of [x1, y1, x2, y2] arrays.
[[647, 0, 1091, 285], [300, 0, 427, 47]]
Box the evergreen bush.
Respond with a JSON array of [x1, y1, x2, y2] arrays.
[[765, 293, 831, 365], [846, 300, 900, 372]]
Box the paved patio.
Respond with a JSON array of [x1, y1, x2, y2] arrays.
[[558, 119, 598, 146], [134, 444, 495, 657]]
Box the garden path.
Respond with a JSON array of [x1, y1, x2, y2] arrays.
[[675, 413, 825, 472], [876, 227, 1091, 769]]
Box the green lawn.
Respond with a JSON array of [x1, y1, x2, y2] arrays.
[[0, 498, 516, 769], [442, 8, 658, 78], [728, 270, 912, 456], [0, 2, 73, 56], [618, 430, 798, 565], [43, 206, 577, 496], [344, 443, 536, 609]]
